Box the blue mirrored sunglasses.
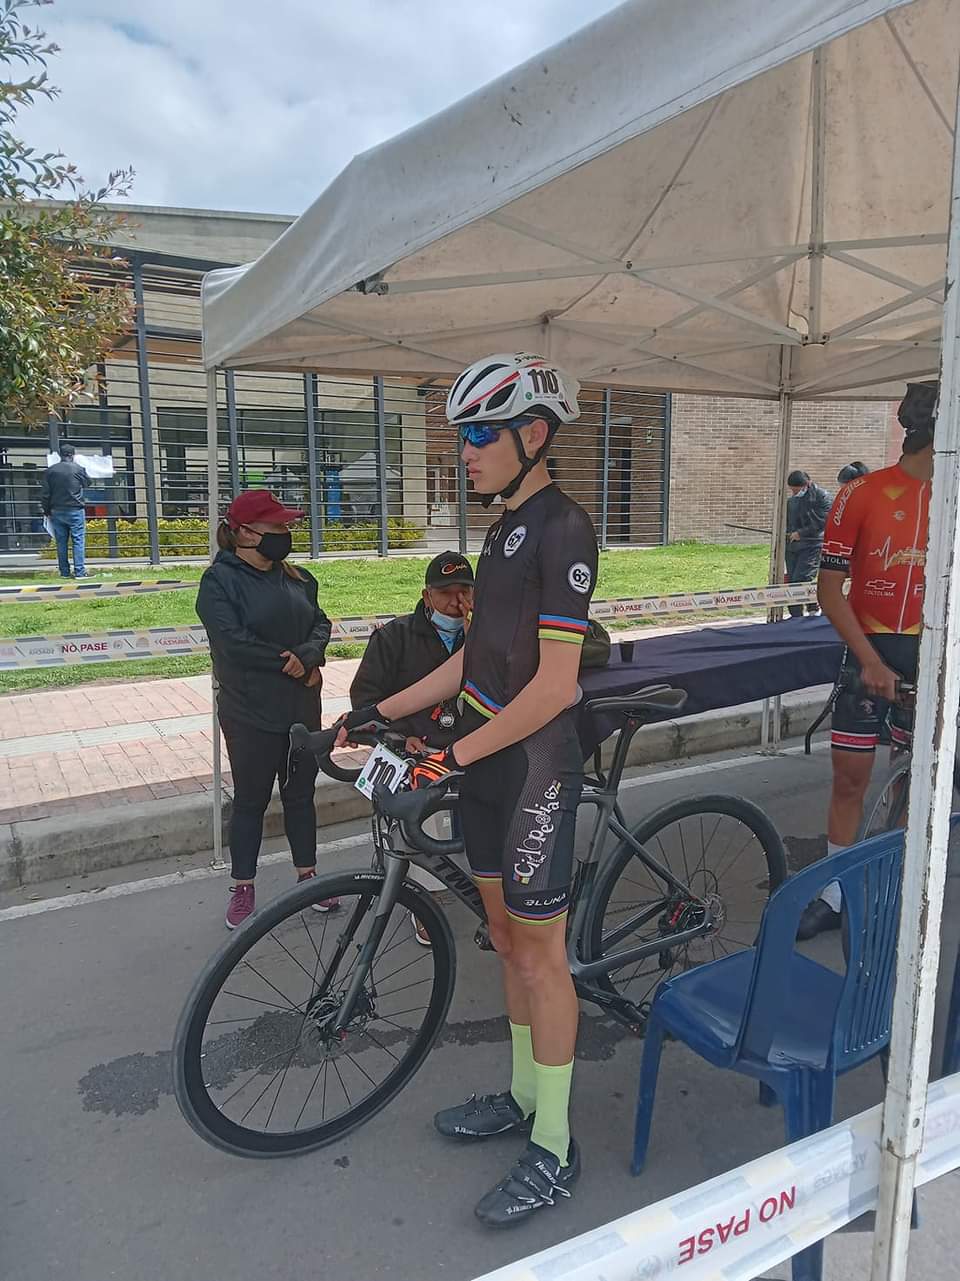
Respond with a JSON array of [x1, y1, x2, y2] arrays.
[[458, 415, 538, 448]]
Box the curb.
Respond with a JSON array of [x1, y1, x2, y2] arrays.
[[0, 687, 831, 891]]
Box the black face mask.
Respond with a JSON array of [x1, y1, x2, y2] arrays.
[[248, 529, 292, 562]]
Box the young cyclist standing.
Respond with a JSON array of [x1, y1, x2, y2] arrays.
[[337, 353, 597, 1226], [798, 380, 937, 939]]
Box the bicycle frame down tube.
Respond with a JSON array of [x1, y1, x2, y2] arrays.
[[409, 850, 486, 918]]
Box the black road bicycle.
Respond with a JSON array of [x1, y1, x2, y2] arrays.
[[173, 686, 787, 1157]]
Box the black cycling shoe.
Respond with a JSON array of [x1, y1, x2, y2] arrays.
[[475, 1139, 581, 1228], [434, 1091, 533, 1140], [797, 899, 842, 941]]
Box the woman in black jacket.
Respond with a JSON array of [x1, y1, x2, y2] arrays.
[[196, 490, 333, 929]]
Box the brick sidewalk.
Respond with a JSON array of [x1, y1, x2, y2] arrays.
[[0, 661, 360, 825], [0, 615, 761, 827]]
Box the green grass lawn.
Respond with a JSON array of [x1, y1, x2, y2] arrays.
[[0, 543, 767, 693]]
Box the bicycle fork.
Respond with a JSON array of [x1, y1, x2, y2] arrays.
[[331, 853, 409, 1035]]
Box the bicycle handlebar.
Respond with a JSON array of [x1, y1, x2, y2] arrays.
[[373, 779, 463, 858], [289, 722, 463, 858], [841, 671, 916, 701]]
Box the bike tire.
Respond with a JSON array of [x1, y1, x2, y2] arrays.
[[173, 870, 456, 1158], [859, 756, 912, 840], [582, 793, 787, 1006]]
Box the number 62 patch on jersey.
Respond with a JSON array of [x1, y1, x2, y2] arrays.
[[567, 562, 592, 594]]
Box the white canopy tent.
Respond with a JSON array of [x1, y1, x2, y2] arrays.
[[201, 1, 960, 1277]]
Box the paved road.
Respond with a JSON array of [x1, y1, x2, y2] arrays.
[[2, 742, 958, 1281]]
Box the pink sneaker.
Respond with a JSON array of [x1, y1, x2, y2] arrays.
[[225, 883, 255, 930], [297, 870, 340, 913]]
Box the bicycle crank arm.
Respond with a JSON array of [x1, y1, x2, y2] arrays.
[[332, 855, 409, 1033], [573, 979, 648, 1032], [569, 918, 714, 984]]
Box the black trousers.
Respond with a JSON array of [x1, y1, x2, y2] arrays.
[[220, 718, 319, 881], [785, 541, 822, 617]]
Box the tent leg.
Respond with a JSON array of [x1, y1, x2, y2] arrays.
[[206, 369, 226, 872], [761, 382, 792, 754], [869, 79, 960, 1281]]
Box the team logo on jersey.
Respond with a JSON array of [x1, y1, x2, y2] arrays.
[[893, 510, 906, 522], [513, 781, 562, 884], [567, 562, 592, 594], [503, 525, 527, 557]]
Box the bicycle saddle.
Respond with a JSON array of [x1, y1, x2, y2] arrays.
[[584, 684, 688, 719]]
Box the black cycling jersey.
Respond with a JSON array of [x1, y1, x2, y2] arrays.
[[460, 484, 599, 723]]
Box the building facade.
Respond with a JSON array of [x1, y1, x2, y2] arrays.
[[0, 204, 896, 560]]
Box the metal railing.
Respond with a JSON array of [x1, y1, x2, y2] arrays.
[[0, 254, 671, 563]]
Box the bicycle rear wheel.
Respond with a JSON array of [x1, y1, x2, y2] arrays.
[[173, 871, 456, 1157], [582, 794, 787, 1015], [859, 755, 911, 839]]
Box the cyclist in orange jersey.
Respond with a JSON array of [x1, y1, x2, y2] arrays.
[[798, 381, 937, 940]]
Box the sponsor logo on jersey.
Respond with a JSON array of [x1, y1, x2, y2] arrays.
[[503, 525, 527, 557], [865, 579, 896, 592], [567, 562, 592, 594], [831, 475, 868, 525], [823, 538, 854, 558], [870, 536, 926, 571], [513, 780, 562, 884]]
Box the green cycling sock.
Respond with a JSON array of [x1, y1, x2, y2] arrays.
[[509, 1022, 537, 1118], [530, 1058, 574, 1166]]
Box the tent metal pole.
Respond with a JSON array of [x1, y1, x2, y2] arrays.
[[870, 75, 960, 1281], [457, 454, 468, 553], [304, 374, 322, 558], [808, 47, 826, 344], [132, 259, 161, 566], [762, 377, 793, 751], [206, 368, 225, 871], [374, 375, 389, 556], [600, 388, 611, 551], [225, 369, 240, 497]]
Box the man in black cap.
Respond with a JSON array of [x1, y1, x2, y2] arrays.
[[350, 551, 474, 941], [350, 551, 474, 751]]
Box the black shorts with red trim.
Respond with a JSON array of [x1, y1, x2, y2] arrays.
[[458, 710, 583, 923], [831, 633, 918, 754]]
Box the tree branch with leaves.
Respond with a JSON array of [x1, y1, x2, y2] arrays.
[[0, 0, 134, 426]]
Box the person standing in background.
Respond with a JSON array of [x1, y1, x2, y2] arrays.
[[196, 490, 334, 930], [785, 469, 831, 617], [837, 461, 870, 484], [350, 551, 474, 944], [41, 443, 90, 578]]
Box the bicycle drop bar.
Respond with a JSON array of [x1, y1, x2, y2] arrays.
[[373, 781, 463, 858]]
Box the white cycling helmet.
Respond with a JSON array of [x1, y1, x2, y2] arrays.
[[445, 353, 580, 426]]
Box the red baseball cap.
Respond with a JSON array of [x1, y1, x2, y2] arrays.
[[225, 490, 304, 530]]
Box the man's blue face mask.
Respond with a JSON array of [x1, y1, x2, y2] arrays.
[[430, 605, 464, 653]]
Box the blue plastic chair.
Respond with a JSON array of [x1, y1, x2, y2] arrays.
[[632, 830, 905, 1281]]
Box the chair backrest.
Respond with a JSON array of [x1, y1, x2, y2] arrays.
[[737, 830, 905, 1072]]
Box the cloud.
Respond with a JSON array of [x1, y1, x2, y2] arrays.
[[17, 0, 624, 215]]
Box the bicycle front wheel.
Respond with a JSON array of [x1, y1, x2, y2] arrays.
[[173, 871, 456, 1157], [583, 794, 787, 1014]]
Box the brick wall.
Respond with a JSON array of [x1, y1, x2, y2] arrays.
[[667, 395, 901, 544]]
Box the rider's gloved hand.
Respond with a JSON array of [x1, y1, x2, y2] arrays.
[[410, 743, 464, 790], [334, 704, 391, 747]]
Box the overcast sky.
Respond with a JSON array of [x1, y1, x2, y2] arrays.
[[18, 0, 624, 216]]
